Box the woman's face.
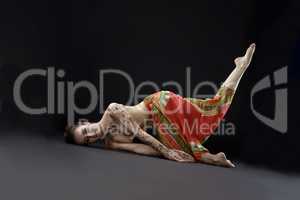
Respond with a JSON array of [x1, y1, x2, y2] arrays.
[[73, 123, 104, 145]]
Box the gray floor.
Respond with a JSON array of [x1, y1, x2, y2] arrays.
[[0, 130, 299, 200]]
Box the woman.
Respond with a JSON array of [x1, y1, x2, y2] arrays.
[[64, 43, 256, 167]]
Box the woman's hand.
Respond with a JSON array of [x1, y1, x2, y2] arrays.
[[165, 149, 195, 162]]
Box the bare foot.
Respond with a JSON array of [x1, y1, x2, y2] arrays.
[[214, 152, 235, 168], [234, 43, 256, 69]]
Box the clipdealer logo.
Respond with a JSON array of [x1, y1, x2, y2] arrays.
[[12, 67, 222, 124], [250, 66, 288, 134], [11, 65, 289, 134], [12, 68, 126, 123], [11, 66, 237, 136]]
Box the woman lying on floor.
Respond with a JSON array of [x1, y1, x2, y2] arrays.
[[64, 43, 256, 167]]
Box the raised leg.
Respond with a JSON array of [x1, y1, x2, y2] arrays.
[[190, 44, 256, 167], [221, 43, 256, 90]]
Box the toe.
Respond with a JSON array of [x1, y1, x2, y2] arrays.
[[245, 43, 256, 58]]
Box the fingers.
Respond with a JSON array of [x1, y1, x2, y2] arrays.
[[176, 150, 195, 162], [169, 149, 195, 162], [176, 157, 195, 162]]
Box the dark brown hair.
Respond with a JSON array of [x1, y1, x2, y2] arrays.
[[64, 119, 89, 144], [64, 124, 79, 144]]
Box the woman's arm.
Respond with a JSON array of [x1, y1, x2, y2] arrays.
[[105, 139, 161, 156], [134, 127, 195, 162], [107, 104, 195, 162]]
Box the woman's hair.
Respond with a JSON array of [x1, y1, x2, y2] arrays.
[[64, 119, 89, 144], [64, 124, 79, 144]]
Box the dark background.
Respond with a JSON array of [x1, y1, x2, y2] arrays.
[[0, 0, 299, 171]]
